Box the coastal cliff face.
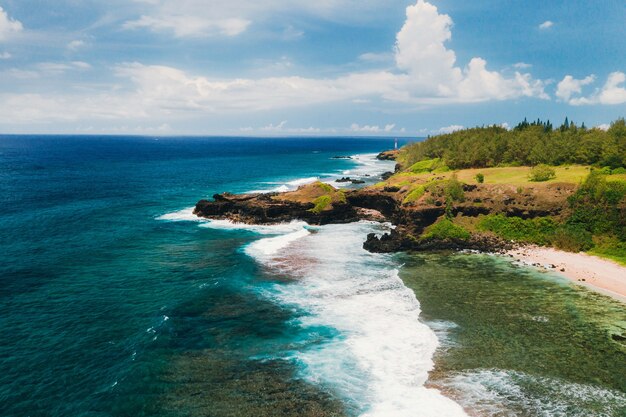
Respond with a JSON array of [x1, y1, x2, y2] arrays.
[[194, 177, 574, 253]]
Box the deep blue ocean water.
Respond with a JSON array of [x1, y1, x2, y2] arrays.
[[0, 136, 406, 417]]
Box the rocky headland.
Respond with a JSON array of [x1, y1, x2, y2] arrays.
[[194, 167, 574, 254]]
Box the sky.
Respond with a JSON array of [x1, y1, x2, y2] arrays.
[[0, 0, 624, 136]]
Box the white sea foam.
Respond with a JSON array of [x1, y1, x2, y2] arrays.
[[245, 228, 311, 257], [156, 207, 204, 222], [247, 176, 319, 193], [248, 153, 395, 194], [287, 176, 319, 186], [349, 153, 396, 178], [246, 222, 468, 417], [441, 369, 626, 417], [201, 219, 308, 235]]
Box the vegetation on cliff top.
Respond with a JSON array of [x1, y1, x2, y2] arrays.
[[385, 118, 626, 262], [274, 181, 347, 214], [399, 118, 626, 170]]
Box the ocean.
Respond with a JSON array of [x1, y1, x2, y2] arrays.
[[1, 136, 624, 417]]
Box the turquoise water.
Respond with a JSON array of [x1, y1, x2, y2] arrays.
[[1, 136, 625, 417], [0, 136, 400, 416]]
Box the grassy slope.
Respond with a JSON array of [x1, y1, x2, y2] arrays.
[[375, 165, 592, 188], [372, 163, 626, 263], [274, 181, 346, 213]]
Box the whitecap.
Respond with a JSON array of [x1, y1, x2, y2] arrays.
[[156, 207, 203, 222], [246, 221, 468, 417], [245, 227, 311, 258], [200, 219, 309, 235], [440, 369, 626, 417]]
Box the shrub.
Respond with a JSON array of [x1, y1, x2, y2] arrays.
[[421, 218, 471, 241], [590, 236, 626, 265], [528, 164, 556, 182], [567, 171, 626, 239], [445, 174, 465, 202], [611, 167, 626, 175], [551, 225, 594, 252], [475, 173, 485, 183], [477, 214, 558, 245]]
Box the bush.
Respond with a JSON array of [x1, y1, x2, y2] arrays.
[[475, 173, 485, 183], [551, 225, 594, 252], [528, 164, 556, 182], [611, 167, 626, 175], [477, 214, 558, 245], [590, 236, 626, 265], [421, 218, 471, 241], [567, 171, 626, 239], [445, 174, 465, 203]]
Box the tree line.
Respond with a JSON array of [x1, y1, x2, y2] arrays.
[[401, 118, 626, 169]]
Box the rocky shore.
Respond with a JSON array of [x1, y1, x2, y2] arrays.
[[194, 176, 572, 254]]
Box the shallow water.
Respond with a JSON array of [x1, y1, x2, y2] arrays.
[[399, 252, 626, 416]]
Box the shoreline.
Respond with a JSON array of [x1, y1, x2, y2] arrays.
[[506, 246, 626, 303]]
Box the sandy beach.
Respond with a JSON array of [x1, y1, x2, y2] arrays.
[[507, 246, 626, 303]]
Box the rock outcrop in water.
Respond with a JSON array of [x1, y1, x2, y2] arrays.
[[376, 150, 399, 161], [194, 176, 575, 253], [194, 182, 359, 225]]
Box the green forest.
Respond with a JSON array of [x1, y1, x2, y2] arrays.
[[401, 118, 626, 170]]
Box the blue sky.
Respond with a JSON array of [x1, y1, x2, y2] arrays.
[[0, 0, 624, 135]]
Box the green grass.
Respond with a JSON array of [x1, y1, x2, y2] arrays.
[[318, 182, 334, 193], [421, 218, 471, 241], [402, 185, 425, 205], [309, 195, 332, 214], [408, 158, 449, 173], [455, 165, 591, 185], [375, 165, 592, 191]]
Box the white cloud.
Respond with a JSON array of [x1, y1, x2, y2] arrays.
[[0, 6, 22, 41], [596, 123, 610, 131], [259, 120, 321, 133], [67, 40, 86, 51], [261, 120, 288, 131], [0, 51, 10, 59], [556, 74, 596, 102], [359, 52, 393, 62], [558, 72, 626, 105], [539, 21, 554, 30], [125, 0, 393, 38], [282, 25, 304, 40], [513, 62, 532, 70], [124, 15, 250, 37], [437, 125, 464, 134], [0, 1, 551, 126], [350, 123, 396, 133], [123, 0, 391, 38], [37, 61, 92, 75], [590, 72, 626, 105], [393, 0, 548, 102]]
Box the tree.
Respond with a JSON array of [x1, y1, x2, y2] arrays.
[[528, 164, 556, 182]]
